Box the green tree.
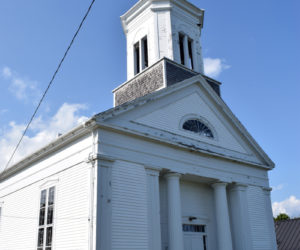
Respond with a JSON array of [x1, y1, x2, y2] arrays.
[[275, 213, 290, 221]]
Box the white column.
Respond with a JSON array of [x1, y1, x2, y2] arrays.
[[263, 187, 278, 250], [212, 182, 233, 250], [183, 35, 189, 67], [146, 168, 162, 250], [228, 184, 252, 250], [165, 173, 184, 250]]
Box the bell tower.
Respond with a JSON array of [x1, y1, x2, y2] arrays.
[[121, 0, 205, 80], [113, 0, 219, 107]]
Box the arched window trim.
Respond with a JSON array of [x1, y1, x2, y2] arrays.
[[179, 114, 217, 141]]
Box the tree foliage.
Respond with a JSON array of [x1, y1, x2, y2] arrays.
[[275, 213, 290, 221]]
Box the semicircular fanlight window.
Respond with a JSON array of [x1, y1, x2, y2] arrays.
[[182, 119, 214, 138]]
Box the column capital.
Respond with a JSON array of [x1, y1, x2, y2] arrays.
[[262, 187, 272, 195], [211, 182, 228, 189], [145, 167, 161, 177], [229, 183, 248, 192], [164, 172, 181, 179]]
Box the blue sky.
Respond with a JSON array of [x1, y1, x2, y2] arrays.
[[0, 0, 299, 216]]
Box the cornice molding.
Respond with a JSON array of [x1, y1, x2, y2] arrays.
[[95, 120, 271, 170], [0, 118, 97, 181], [121, 0, 204, 33]]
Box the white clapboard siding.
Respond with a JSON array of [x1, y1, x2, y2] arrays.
[[181, 181, 213, 218], [0, 134, 92, 250], [0, 134, 92, 198], [0, 162, 90, 250], [247, 185, 273, 250], [111, 160, 149, 250], [54, 162, 90, 250], [0, 183, 39, 250], [135, 91, 248, 155]]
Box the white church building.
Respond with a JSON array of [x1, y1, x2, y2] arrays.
[[0, 0, 278, 250]]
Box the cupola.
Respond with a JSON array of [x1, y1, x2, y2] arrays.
[[113, 0, 221, 107], [121, 0, 205, 80]]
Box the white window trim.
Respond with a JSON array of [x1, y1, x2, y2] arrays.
[[39, 178, 59, 190], [182, 221, 209, 250], [179, 114, 218, 141], [134, 41, 140, 75], [37, 186, 57, 250], [134, 35, 149, 75], [0, 202, 3, 231], [141, 36, 148, 70]]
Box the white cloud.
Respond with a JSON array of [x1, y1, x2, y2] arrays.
[[1, 66, 41, 102], [0, 103, 89, 171], [272, 196, 300, 218], [272, 183, 284, 191], [2, 67, 12, 78], [203, 57, 230, 78]]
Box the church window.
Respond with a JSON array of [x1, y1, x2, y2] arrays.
[[183, 119, 214, 138], [37, 186, 55, 250], [179, 33, 185, 65], [142, 36, 148, 69], [134, 41, 140, 75], [134, 36, 149, 75], [179, 33, 195, 70], [188, 38, 194, 70], [183, 224, 206, 232]]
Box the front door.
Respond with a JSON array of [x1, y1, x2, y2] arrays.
[[183, 224, 207, 250]]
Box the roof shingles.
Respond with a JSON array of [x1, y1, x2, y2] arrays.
[[276, 219, 300, 250]]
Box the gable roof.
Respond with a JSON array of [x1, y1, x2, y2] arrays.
[[0, 121, 93, 181], [0, 69, 274, 180], [95, 73, 275, 169], [275, 219, 300, 250]]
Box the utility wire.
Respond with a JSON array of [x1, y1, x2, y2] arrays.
[[2, 0, 96, 173], [2, 215, 92, 221]]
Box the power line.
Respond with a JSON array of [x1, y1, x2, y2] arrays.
[[2, 0, 96, 173], [2, 215, 92, 221]]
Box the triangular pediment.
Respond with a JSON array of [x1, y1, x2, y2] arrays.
[[96, 75, 274, 168], [135, 92, 248, 154]]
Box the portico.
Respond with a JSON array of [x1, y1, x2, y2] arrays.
[[144, 168, 254, 250]]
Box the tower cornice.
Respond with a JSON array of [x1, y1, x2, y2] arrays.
[[121, 0, 204, 34]]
